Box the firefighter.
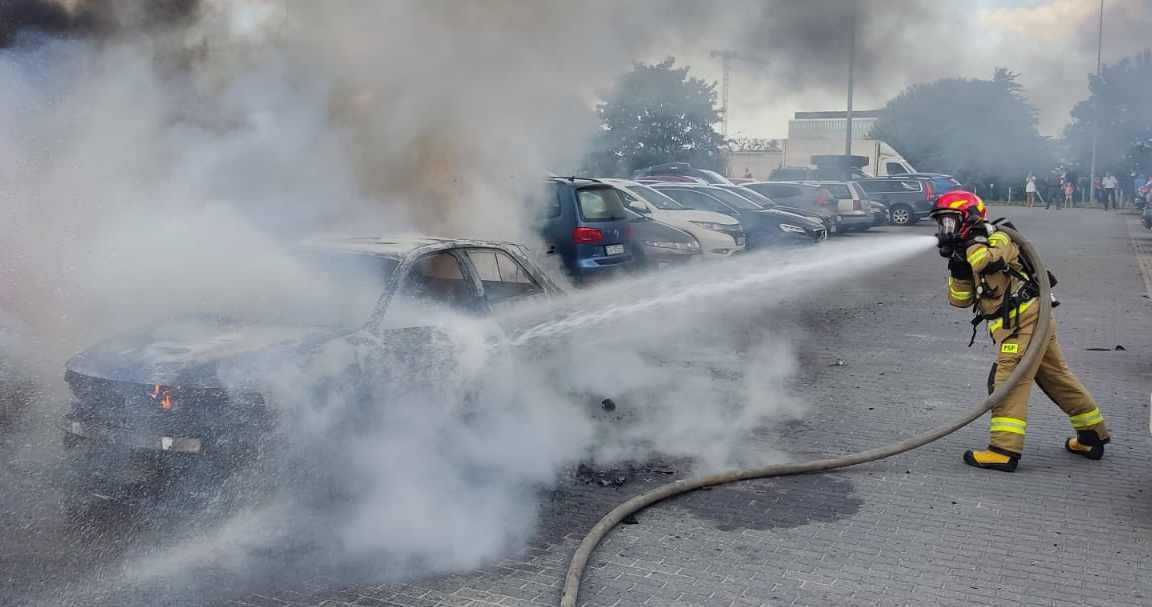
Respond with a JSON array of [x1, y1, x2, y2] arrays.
[[932, 191, 1110, 472]]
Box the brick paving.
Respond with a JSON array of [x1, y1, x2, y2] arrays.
[[249, 208, 1152, 607], [281, 206, 1152, 603], [4, 208, 1151, 607]]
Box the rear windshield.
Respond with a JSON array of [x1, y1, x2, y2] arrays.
[[576, 187, 630, 221], [700, 187, 762, 210], [933, 177, 961, 192], [625, 184, 686, 210], [860, 180, 922, 193], [818, 183, 853, 198]]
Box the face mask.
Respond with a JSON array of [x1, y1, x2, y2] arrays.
[[936, 215, 959, 239]]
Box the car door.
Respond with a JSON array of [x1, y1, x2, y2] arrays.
[[463, 248, 547, 312], [392, 250, 485, 316]]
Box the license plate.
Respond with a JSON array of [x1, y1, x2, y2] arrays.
[[605, 244, 625, 256]]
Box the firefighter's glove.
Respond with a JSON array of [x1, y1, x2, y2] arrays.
[[964, 222, 991, 248], [948, 255, 973, 280]]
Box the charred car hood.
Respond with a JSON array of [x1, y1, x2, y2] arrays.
[[66, 318, 341, 387]]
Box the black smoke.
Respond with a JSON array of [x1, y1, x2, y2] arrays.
[[0, 0, 199, 47]]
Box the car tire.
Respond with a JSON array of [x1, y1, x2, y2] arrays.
[[889, 205, 914, 226]]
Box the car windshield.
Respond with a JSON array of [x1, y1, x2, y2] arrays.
[[237, 251, 399, 330], [577, 187, 630, 221], [701, 187, 763, 210], [697, 169, 733, 185], [625, 184, 687, 210], [721, 185, 774, 207]]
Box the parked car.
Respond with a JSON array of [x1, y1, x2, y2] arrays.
[[601, 179, 745, 257], [61, 236, 565, 505], [651, 184, 826, 248], [740, 181, 846, 234], [622, 208, 703, 269], [799, 181, 874, 232], [856, 175, 962, 226], [632, 162, 734, 185], [711, 184, 829, 227], [535, 177, 636, 282]]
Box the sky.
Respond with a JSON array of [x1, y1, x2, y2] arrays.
[[674, 0, 1143, 139]]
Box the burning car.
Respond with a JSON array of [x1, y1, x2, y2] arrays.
[[60, 236, 563, 506]]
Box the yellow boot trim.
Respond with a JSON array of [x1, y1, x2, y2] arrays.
[[1069, 408, 1104, 429]]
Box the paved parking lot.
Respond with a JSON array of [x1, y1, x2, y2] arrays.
[[3, 207, 1151, 607]]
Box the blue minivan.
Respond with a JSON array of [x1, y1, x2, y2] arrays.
[[537, 177, 636, 282]]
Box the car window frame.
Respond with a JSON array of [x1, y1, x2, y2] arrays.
[[392, 248, 486, 315], [463, 246, 546, 308]]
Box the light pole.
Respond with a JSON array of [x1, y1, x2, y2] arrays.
[[1088, 0, 1104, 205], [844, 0, 857, 160]]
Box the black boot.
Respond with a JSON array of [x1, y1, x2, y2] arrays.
[[1065, 430, 1109, 461]]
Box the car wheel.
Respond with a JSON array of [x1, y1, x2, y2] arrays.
[[889, 205, 914, 226]]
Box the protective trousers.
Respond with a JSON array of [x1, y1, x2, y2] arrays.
[[988, 304, 1110, 454]]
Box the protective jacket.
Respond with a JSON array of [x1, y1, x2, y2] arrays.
[[946, 229, 1033, 344]]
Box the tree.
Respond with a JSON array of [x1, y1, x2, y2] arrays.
[[1065, 51, 1152, 179], [872, 69, 1054, 198], [586, 58, 724, 176]]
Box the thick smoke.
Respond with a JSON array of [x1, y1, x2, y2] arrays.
[[0, 2, 938, 605], [0, 1, 806, 604]]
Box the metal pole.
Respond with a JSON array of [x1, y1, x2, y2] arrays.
[[844, 0, 856, 166], [1088, 0, 1104, 205], [721, 54, 730, 138]]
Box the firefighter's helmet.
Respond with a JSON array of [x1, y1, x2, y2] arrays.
[[930, 190, 986, 240]]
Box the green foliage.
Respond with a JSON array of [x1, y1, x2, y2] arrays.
[[1065, 51, 1152, 176], [586, 58, 725, 176], [872, 69, 1054, 192]]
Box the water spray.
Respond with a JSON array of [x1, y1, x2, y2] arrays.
[[559, 227, 1053, 607]]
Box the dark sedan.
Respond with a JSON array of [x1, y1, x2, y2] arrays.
[[651, 184, 826, 248]]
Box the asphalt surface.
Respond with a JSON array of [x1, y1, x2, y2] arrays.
[[2, 207, 1150, 606]]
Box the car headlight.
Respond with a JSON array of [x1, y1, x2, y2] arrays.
[[778, 223, 808, 233], [689, 221, 736, 233], [643, 239, 701, 252]]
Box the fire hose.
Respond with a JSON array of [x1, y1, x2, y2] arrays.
[[560, 227, 1052, 607]]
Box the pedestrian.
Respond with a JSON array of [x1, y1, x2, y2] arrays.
[[1133, 172, 1144, 206], [1024, 174, 1037, 207], [931, 190, 1111, 472], [1102, 173, 1118, 210], [1062, 179, 1074, 209]]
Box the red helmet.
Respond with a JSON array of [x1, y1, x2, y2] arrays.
[[930, 190, 986, 222], [930, 190, 986, 240]]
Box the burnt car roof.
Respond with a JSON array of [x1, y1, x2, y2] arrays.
[[297, 235, 528, 258]]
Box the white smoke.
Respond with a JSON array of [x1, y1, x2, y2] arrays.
[[0, 1, 933, 604]]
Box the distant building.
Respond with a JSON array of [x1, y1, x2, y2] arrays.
[[783, 110, 914, 176], [722, 137, 784, 180]]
